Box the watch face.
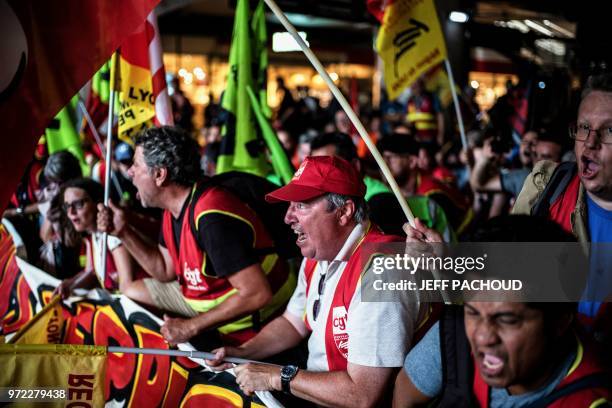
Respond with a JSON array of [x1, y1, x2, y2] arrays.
[[281, 365, 297, 378]]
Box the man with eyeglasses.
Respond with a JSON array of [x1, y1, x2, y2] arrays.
[[207, 156, 430, 407], [512, 72, 612, 344]]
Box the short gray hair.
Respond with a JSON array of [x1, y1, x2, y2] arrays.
[[324, 193, 367, 223], [135, 126, 202, 186]]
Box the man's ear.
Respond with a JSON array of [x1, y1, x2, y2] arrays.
[[337, 199, 356, 226], [154, 167, 168, 187]]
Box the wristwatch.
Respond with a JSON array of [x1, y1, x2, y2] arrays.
[[280, 365, 299, 394]]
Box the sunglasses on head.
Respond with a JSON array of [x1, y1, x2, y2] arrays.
[[312, 271, 327, 321], [63, 198, 89, 213]]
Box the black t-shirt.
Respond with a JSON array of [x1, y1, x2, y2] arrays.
[[158, 192, 258, 278]]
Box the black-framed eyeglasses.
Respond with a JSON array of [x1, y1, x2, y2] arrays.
[[312, 271, 327, 321], [569, 123, 612, 144], [63, 198, 89, 213]]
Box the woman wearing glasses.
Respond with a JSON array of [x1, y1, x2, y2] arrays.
[[53, 178, 140, 298]]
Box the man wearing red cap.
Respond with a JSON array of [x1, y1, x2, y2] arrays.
[[207, 156, 429, 406]]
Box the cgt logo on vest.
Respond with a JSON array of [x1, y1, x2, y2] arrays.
[[183, 263, 203, 289], [332, 306, 349, 358]]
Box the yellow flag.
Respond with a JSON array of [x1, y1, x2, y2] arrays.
[[8, 296, 64, 345], [376, 0, 447, 100], [0, 344, 106, 407], [116, 51, 156, 144]]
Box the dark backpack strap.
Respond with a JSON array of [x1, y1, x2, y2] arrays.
[[531, 162, 577, 217], [188, 178, 216, 249], [523, 372, 611, 408], [437, 305, 476, 408]]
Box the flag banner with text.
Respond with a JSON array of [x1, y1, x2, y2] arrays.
[[0, 0, 159, 212], [375, 0, 447, 100], [0, 344, 107, 407], [0, 225, 278, 407]]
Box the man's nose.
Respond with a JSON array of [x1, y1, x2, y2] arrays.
[[284, 203, 297, 225], [474, 320, 500, 347], [584, 129, 602, 148]]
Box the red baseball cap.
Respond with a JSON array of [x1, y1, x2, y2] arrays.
[[265, 156, 366, 203]]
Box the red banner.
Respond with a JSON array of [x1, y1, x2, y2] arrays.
[[0, 0, 159, 211]]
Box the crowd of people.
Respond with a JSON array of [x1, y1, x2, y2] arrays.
[[2, 70, 611, 407]]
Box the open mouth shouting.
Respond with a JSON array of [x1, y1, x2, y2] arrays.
[[293, 226, 307, 245], [479, 352, 505, 377], [580, 154, 600, 180]]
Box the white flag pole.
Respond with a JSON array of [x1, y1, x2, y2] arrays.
[[100, 52, 119, 283], [443, 59, 468, 150], [263, 0, 415, 226]]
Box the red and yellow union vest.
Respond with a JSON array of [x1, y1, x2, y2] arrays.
[[162, 182, 295, 339], [406, 95, 437, 142], [473, 336, 611, 407], [302, 225, 439, 371], [548, 172, 581, 234]]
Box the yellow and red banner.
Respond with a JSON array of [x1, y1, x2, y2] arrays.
[[0, 225, 275, 407], [0, 344, 107, 407], [375, 0, 447, 100]]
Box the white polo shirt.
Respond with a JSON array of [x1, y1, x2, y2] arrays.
[[285, 222, 421, 371]]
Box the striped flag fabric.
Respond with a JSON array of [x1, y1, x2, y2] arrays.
[[116, 9, 173, 144]]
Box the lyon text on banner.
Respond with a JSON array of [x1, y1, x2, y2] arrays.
[[376, 0, 447, 100]]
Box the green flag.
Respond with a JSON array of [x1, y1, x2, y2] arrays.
[[252, 0, 272, 119], [45, 96, 88, 175], [92, 61, 111, 104], [217, 0, 270, 177], [246, 85, 294, 184]]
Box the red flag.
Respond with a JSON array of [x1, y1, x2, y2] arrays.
[[117, 10, 173, 143], [147, 10, 173, 127], [0, 0, 160, 211], [366, 0, 392, 22]]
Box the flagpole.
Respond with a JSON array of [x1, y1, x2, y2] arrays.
[[101, 52, 119, 282], [443, 59, 468, 150], [77, 98, 124, 197], [263, 0, 415, 226], [78, 99, 106, 157], [107, 346, 272, 365]]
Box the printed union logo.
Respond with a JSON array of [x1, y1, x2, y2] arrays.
[[293, 161, 307, 180], [183, 263, 202, 287], [332, 306, 349, 357], [332, 306, 347, 334]]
